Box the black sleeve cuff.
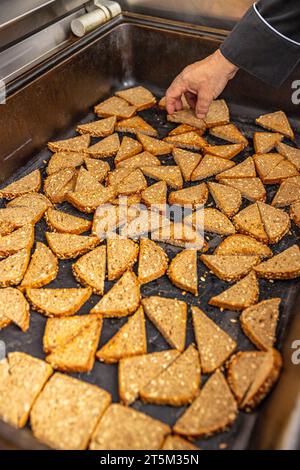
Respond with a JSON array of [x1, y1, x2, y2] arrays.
[[220, 6, 300, 88]]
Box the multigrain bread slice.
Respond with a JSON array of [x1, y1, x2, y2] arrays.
[[168, 249, 198, 295], [45, 208, 91, 234], [0, 225, 34, 257], [204, 99, 230, 127], [290, 201, 300, 227], [169, 183, 208, 208], [256, 110, 294, 140], [172, 148, 202, 181], [202, 208, 236, 236], [142, 165, 183, 189], [46, 232, 99, 259], [240, 298, 280, 350], [31, 373, 111, 450], [161, 435, 199, 451], [192, 306, 236, 372], [233, 204, 268, 243], [76, 116, 116, 137], [151, 221, 207, 251], [26, 287, 92, 317], [257, 201, 290, 244], [164, 132, 208, 151], [0, 288, 30, 331], [94, 96, 136, 119], [191, 155, 235, 181], [107, 236, 139, 280], [117, 169, 148, 195], [46, 152, 84, 175], [0, 352, 53, 428], [91, 271, 140, 317], [137, 133, 173, 155], [206, 143, 244, 159], [111, 194, 141, 206], [169, 124, 199, 135], [218, 177, 266, 202], [118, 350, 179, 405], [142, 296, 187, 351], [227, 349, 282, 411], [84, 157, 110, 182], [0, 207, 45, 228], [253, 132, 283, 154], [210, 123, 248, 145], [84, 133, 120, 158], [48, 134, 90, 153], [277, 141, 300, 170], [209, 271, 259, 311], [0, 249, 31, 287], [272, 180, 300, 207], [200, 254, 260, 282], [20, 242, 58, 291], [173, 370, 238, 437], [254, 245, 300, 279], [115, 136, 143, 164], [89, 404, 170, 451], [138, 238, 168, 284], [44, 168, 77, 204], [0, 170, 41, 200], [116, 116, 158, 137], [116, 86, 156, 111], [140, 345, 201, 406], [96, 306, 146, 364], [66, 185, 116, 213], [215, 234, 272, 258], [216, 157, 256, 180], [46, 316, 102, 373], [253, 152, 285, 182], [107, 167, 134, 187], [72, 246, 106, 295], [262, 159, 299, 184], [167, 109, 206, 132], [117, 151, 160, 170], [74, 167, 103, 192], [208, 181, 242, 218], [141, 181, 167, 207], [0, 221, 16, 237]]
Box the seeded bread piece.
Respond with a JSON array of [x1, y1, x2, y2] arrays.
[[142, 166, 183, 189], [208, 181, 242, 218], [169, 183, 208, 208], [169, 124, 198, 135], [44, 168, 77, 204], [72, 246, 106, 295], [117, 151, 160, 170], [218, 178, 266, 202], [257, 201, 290, 244], [116, 116, 158, 137], [161, 435, 199, 451], [253, 132, 283, 154], [0, 288, 30, 331], [0, 221, 16, 237], [262, 159, 299, 184], [206, 143, 244, 159], [253, 153, 285, 182], [115, 136, 143, 164], [200, 254, 260, 281], [46, 152, 84, 175], [94, 96, 136, 119], [45, 208, 91, 234], [84, 133, 120, 158], [256, 111, 294, 140], [276, 142, 300, 170], [168, 249, 198, 295], [107, 236, 139, 280], [164, 132, 208, 151], [20, 242, 58, 290], [172, 148, 202, 182], [202, 208, 235, 236], [272, 180, 300, 207], [173, 370, 238, 437], [117, 169, 148, 195], [216, 157, 256, 180], [233, 204, 268, 243], [204, 99, 230, 127], [0, 225, 34, 257], [26, 287, 92, 317], [290, 201, 300, 227], [138, 238, 168, 284], [116, 86, 156, 111], [141, 181, 167, 208], [7, 193, 52, 212], [48, 134, 90, 153], [254, 245, 300, 279], [167, 109, 206, 132], [137, 133, 173, 155], [209, 271, 259, 311], [46, 232, 99, 259], [215, 234, 272, 258], [210, 123, 248, 145], [84, 157, 110, 182], [77, 116, 116, 137], [74, 167, 103, 193], [66, 185, 116, 213], [0, 170, 41, 200], [0, 249, 31, 287], [191, 155, 235, 181]]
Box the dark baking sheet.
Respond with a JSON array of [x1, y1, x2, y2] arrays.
[[1, 93, 300, 450]]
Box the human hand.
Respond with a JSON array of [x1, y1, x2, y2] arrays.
[[166, 49, 238, 118]]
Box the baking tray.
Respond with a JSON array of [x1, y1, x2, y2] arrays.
[[0, 13, 300, 450]]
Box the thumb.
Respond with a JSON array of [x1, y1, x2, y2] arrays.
[[195, 93, 212, 119]]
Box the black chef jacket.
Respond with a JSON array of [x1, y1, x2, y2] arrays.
[[220, 0, 300, 87]]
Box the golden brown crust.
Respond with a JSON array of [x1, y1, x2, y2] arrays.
[[20, 242, 58, 290], [200, 254, 260, 282], [0, 288, 30, 331], [26, 287, 92, 317], [138, 238, 168, 285], [209, 123, 248, 145], [164, 132, 208, 151], [84, 133, 120, 158], [209, 271, 259, 311], [256, 111, 294, 140], [94, 96, 137, 119], [107, 236, 139, 281], [0, 170, 41, 200], [72, 246, 106, 295], [215, 234, 272, 258], [45, 208, 92, 234], [0, 225, 34, 257], [168, 249, 198, 295], [76, 116, 116, 137], [46, 232, 100, 259], [254, 245, 300, 279], [66, 186, 117, 213], [0, 248, 31, 287], [116, 116, 158, 137]]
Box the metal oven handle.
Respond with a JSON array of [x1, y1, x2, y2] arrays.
[[71, 0, 122, 37]]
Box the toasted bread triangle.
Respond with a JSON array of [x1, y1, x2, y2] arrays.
[[240, 298, 280, 350], [209, 271, 259, 311], [91, 271, 140, 317], [291, 201, 300, 227], [215, 234, 272, 258], [263, 159, 299, 184], [208, 182, 242, 218], [191, 155, 235, 181], [233, 203, 268, 243], [116, 86, 156, 111], [169, 183, 208, 208], [45, 208, 91, 235], [117, 151, 160, 170], [84, 133, 120, 158], [72, 246, 106, 295], [46, 232, 99, 259], [117, 169, 148, 195], [256, 111, 294, 140], [137, 133, 173, 155], [257, 201, 290, 244], [26, 287, 92, 317], [94, 96, 137, 119], [142, 296, 187, 351], [0, 206, 45, 228], [162, 435, 199, 451], [216, 157, 256, 180], [169, 124, 198, 136], [96, 306, 146, 363], [219, 177, 266, 202], [116, 116, 158, 137], [75, 167, 103, 192], [192, 306, 236, 373], [253, 153, 285, 181], [210, 123, 248, 145], [21, 242, 58, 290], [152, 220, 206, 250], [272, 180, 300, 207], [164, 132, 208, 151], [44, 168, 76, 204], [48, 134, 90, 153], [66, 185, 116, 213], [276, 142, 300, 170], [84, 157, 110, 182], [168, 249, 198, 295], [206, 143, 244, 159], [142, 166, 183, 189], [7, 192, 51, 210], [203, 208, 235, 235], [107, 236, 139, 280], [0, 170, 41, 200], [77, 116, 116, 137], [119, 349, 180, 405], [47, 152, 84, 175], [107, 167, 133, 187], [140, 345, 200, 406], [0, 288, 30, 331], [254, 245, 300, 279], [0, 225, 34, 257], [253, 132, 283, 154], [138, 238, 168, 284], [0, 221, 17, 237], [173, 370, 238, 437], [172, 148, 202, 181], [204, 99, 230, 127], [141, 181, 167, 207], [115, 136, 143, 164], [200, 253, 260, 281], [0, 249, 31, 287], [167, 109, 206, 131], [46, 316, 102, 372]]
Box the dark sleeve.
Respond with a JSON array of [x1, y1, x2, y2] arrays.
[[220, 0, 300, 87]]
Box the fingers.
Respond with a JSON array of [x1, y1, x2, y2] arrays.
[[184, 91, 197, 110], [195, 93, 213, 119], [166, 78, 186, 115]]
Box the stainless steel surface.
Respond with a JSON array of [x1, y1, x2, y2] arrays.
[[72, 1, 121, 37], [119, 0, 254, 28]]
